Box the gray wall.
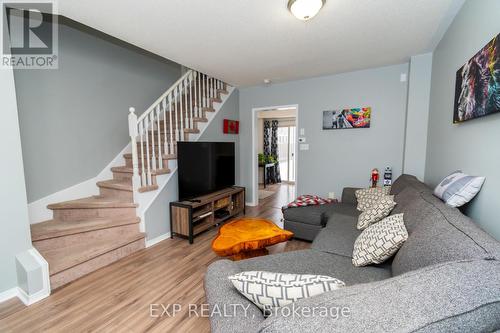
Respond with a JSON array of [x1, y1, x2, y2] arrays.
[[425, 0, 500, 240], [0, 66, 33, 294], [144, 90, 240, 241], [239, 64, 409, 203], [14, 18, 182, 202], [403, 53, 433, 181]]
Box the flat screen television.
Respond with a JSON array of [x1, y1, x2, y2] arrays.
[[177, 142, 235, 201]]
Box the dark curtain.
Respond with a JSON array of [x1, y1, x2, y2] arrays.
[[271, 120, 281, 183], [263, 120, 271, 156]]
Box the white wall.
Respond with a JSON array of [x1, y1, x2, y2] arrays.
[[425, 0, 500, 240], [14, 17, 181, 203], [239, 63, 410, 203], [403, 53, 433, 181], [0, 66, 33, 295]]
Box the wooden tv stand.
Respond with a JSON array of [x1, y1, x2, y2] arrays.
[[169, 186, 246, 244]]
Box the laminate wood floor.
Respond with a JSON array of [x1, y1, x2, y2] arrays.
[[0, 183, 309, 332]]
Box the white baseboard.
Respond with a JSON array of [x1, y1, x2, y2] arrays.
[[145, 232, 171, 248], [28, 144, 132, 224], [245, 201, 258, 207], [0, 287, 19, 303]]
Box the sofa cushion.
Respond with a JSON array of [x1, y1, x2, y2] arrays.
[[352, 214, 408, 266], [390, 174, 430, 195], [355, 187, 391, 211], [392, 191, 499, 275], [433, 170, 485, 207], [283, 202, 359, 227], [357, 195, 396, 230], [312, 213, 361, 258], [228, 271, 345, 316], [205, 260, 264, 333], [282, 203, 337, 226], [237, 249, 391, 286], [258, 259, 500, 333], [392, 187, 438, 234]]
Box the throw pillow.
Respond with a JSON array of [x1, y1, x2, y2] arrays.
[[355, 186, 391, 211], [433, 171, 485, 207], [352, 213, 408, 267], [228, 271, 345, 316], [357, 195, 396, 230]]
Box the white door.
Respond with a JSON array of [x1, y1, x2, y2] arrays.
[[277, 126, 296, 183]]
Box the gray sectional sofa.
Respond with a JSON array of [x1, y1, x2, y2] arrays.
[[204, 175, 500, 332]]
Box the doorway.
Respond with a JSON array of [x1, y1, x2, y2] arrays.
[[277, 125, 296, 183], [252, 105, 298, 206]]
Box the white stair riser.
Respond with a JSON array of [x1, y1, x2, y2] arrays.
[[49, 238, 144, 290]]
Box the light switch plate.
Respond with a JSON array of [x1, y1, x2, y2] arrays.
[[299, 144, 309, 151], [300, 128, 305, 135]]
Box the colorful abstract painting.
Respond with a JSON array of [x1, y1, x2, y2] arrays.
[[322, 107, 371, 130], [454, 33, 500, 123]]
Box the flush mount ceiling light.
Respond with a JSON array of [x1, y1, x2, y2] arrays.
[[287, 0, 325, 21]]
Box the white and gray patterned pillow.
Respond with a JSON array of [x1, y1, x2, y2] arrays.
[[352, 213, 408, 267], [228, 271, 345, 316], [433, 171, 485, 207], [355, 187, 391, 211], [357, 195, 396, 230]]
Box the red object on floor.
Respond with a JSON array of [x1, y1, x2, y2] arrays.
[[223, 119, 239, 134]]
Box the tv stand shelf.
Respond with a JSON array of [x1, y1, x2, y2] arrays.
[[169, 186, 245, 244]]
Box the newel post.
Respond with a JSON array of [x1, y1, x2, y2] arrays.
[[128, 107, 141, 192]]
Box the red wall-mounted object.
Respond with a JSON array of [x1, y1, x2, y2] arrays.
[[223, 119, 239, 134]]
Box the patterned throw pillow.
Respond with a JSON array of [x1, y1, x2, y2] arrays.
[[228, 271, 345, 316], [357, 195, 396, 230], [355, 187, 391, 211], [352, 213, 408, 267], [433, 171, 485, 207]]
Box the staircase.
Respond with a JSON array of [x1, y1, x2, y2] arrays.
[[30, 70, 230, 290]]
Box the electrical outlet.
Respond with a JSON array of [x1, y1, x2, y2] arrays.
[[328, 192, 335, 199]]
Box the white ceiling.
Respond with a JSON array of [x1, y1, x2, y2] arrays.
[[57, 0, 465, 87]]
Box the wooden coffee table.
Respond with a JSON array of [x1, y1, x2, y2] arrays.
[[211, 218, 294, 261]]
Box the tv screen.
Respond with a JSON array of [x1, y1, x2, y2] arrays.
[[177, 142, 235, 201]]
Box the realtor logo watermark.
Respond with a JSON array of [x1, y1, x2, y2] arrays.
[[1, 1, 58, 69]]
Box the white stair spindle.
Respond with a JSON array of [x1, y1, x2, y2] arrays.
[[208, 76, 212, 99], [201, 73, 205, 108], [144, 117, 152, 186], [156, 105, 163, 169], [189, 73, 193, 124], [150, 112, 157, 172], [175, 86, 184, 141], [212, 77, 215, 98], [184, 78, 190, 129], [139, 121, 146, 186], [193, 72, 198, 118], [169, 94, 174, 155], [128, 107, 141, 192], [162, 98, 168, 155]]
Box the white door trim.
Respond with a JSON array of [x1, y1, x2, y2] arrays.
[[250, 104, 299, 206]]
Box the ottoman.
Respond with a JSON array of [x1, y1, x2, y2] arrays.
[[283, 202, 338, 241]]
